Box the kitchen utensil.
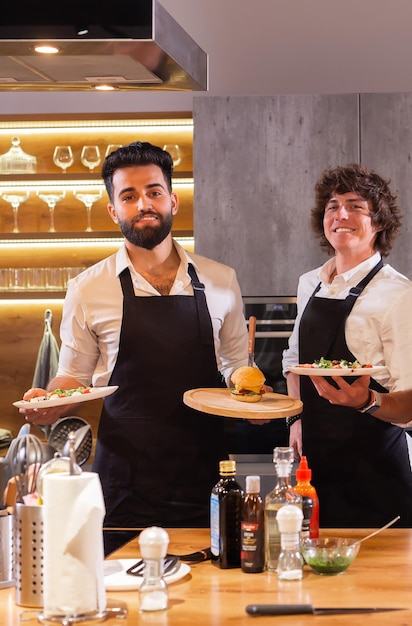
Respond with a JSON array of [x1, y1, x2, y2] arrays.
[[126, 555, 180, 577], [353, 515, 400, 545], [61, 424, 92, 461], [245, 604, 403, 616], [8, 433, 44, 503], [169, 547, 211, 563], [48, 416, 93, 466], [248, 315, 256, 367]]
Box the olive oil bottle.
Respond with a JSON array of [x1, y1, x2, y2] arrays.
[[265, 447, 301, 572], [210, 460, 244, 568]]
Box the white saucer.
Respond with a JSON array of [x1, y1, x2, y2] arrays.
[[103, 559, 191, 591]]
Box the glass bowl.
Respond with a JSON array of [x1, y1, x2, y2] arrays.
[[301, 537, 360, 575]]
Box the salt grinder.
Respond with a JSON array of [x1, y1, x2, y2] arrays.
[[138, 526, 170, 611]]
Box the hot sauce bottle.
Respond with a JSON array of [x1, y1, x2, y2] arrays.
[[294, 456, 319, 539]]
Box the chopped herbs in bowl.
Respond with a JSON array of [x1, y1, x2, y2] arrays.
[[301, 537, 360, 575]]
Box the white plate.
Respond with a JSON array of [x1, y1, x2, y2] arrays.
[[103, 559, 191, 591], [287, 366, 383, 377], [13, 385, 118, 408]]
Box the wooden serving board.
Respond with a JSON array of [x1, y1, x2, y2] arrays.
[[183, 388, 302, 419]]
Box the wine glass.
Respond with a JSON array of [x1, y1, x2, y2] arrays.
[[81, 146, 101, 172], [162, 144, 182, 167], [36, 190, 66, 232], [0, 191, 29, 233], [105, 144, 123, 158], [53, 146, 74, 174], [74, 189, 103, 232]]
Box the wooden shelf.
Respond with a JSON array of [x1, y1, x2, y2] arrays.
[[0, 291, 66, 299]]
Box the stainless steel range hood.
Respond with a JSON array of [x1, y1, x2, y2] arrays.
[[0, 0, 208, 91]]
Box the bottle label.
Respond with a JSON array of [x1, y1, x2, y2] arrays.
[[241, 522, 259, 555], [210, 493, 220, 556]]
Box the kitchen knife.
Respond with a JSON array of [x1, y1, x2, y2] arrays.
[[248, 315, 256, 367], [245, 604, 404, 616]]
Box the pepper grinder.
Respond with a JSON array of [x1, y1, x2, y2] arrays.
[[138, 526, 170, 611]]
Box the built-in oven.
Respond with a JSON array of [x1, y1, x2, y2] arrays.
[[225, 296, 297, 458]]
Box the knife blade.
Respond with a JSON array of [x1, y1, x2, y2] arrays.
[[245, 604, 404, 616], [248, 315, 256, 367]]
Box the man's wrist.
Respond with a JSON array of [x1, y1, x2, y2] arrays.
[[286, 414, 301, 428], [355, 389, 374, 411], [356, 390, 382, 414]]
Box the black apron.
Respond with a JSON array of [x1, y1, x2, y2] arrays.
[[299, 259, 412, 528], [93, 264, 226, 529]]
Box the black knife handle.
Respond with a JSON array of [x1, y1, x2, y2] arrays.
[[246, 604, 315, 616]]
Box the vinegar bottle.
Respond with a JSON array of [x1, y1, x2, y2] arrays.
[[210, 460, 244, 568], [241, 475, 265, 573], [294, 456, 319, 539], [264, 447, 301, 572]]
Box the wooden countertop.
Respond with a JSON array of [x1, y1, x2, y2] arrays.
[[3, 527, 412, 624]]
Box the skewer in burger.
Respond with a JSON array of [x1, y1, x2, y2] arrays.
[[230, 366, 266, 403]]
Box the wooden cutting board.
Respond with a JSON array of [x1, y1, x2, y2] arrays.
[[183, 388, 302, 419]]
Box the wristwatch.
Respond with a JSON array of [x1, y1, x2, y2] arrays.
[[358, 389, 382, 414]]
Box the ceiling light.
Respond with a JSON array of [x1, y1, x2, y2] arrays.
[[33, 44, 60, 55]]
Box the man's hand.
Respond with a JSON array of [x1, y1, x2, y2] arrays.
[[19, 379, 86, 425], [289, 419, 302, 461], [310, 375, 371, 409]]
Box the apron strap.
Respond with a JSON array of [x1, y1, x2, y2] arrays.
[[188, 263, 214, 346], [119, 267, 135, 297]]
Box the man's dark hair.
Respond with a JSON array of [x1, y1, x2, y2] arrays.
[[311, 163, 402, 256], [101, 141, 173, 202]]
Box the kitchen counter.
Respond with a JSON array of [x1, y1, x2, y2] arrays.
[[2, 527, 412, 625]]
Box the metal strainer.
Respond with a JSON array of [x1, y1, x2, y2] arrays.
[[47, 416, 93, 466]]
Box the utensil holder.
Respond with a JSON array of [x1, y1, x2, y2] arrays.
[[0, 513, 14, 588], [14, 503, 44, 607]]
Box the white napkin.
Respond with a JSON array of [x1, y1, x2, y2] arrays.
[[42, 471, 106, 617]]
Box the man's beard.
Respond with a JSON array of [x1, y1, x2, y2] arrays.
[[119, 211, 173, 250]]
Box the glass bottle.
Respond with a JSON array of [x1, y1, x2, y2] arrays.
[[138, 526, 169, 612], [210, 460, 244, 569], [294, 456, 319, 539], [264, 447, 301, 572], [276, 504, 304, 580], [241, 475, 265, 573]]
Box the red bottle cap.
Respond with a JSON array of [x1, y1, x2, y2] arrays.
[[296, 455, 312, 481]]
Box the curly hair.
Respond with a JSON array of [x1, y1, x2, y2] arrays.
[[311, 163, 402, 256]]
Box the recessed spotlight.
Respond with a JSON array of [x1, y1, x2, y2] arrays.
[[94, 84, 116, 91], [33, 44, 61, 55]]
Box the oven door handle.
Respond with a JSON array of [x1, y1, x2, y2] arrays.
[[255, 331, 292, 338]]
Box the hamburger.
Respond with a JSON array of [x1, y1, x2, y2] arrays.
[[230, 366, 266, 403]]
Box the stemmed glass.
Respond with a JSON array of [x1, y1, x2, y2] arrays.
[[74, 189, 103, 232], [162, 144, 182, 167], [0, 191, 29, 233], [81, 146, 101, 172], [105, 144, 122, 157], [36, 190, 66, 232], [53, 146, 74, 174]]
